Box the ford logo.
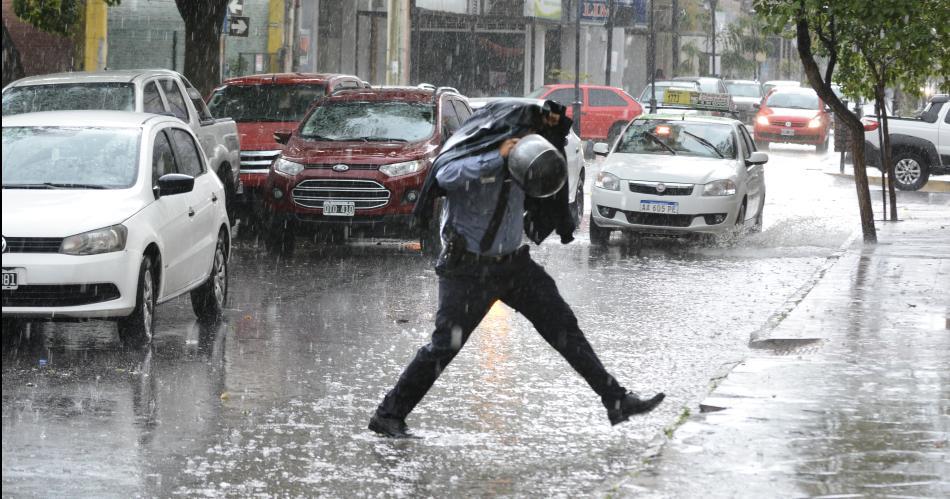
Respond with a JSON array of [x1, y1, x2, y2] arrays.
[[332, 164, 349, 172], [655, 183, 666, 193]]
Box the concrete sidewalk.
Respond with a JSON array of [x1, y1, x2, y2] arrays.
[[604, 201, 950, 497]]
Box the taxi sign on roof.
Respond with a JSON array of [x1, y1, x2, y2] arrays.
[[663, 88, 732, 112]]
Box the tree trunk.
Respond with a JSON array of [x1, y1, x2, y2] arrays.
[[876, 84, 898, 220], [175, 0, 229, 96], [794, 18, 876, 243]]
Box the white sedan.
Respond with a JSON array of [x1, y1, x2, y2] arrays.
[[2, 111, 231, 345], [468, 97, 588, 226], [589, 115, 767, 243]]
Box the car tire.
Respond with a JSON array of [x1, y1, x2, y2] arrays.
[[191, 231, 229, 324], [570, 171, 585, 228], [589, 213, 611, 246], [816, 137, 829, 154], [421, 197, 444, 257], [608, 122, 626, 147], [891, 151, 930, 191], [217, 167, 237, 226], [751, 198, 764, 233], [117, 255, 157, 347]]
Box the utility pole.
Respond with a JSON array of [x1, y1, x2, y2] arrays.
[[604, 0, 613, 86], [573, 0, 582, 135], [386, 0, 410, 85], [649, 0, 656, 113], [671, 0, 679, 77], [709, 0, 717, 76]]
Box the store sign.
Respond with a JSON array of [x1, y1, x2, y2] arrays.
[[581, 0, 647, 26], [524, 0, 561, 21]]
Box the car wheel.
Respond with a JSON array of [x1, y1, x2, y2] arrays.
[[217, 168, 236, 226], [117, 256, 157, 347], [191, 231, 229, 323], [421, 197, 444, 256], [589, 213, 611, 246], [734, 201, 747, 229], [751, 198, 764, 233], [816, 137, 829, 154], [608, 122, 625, 146], [570, 172, 585, 228], [892, 152, 930, 191]]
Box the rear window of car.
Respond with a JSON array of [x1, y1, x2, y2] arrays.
[[589, 89, 628, 107], [2, 83, 135, 116], [766, 91, 819, 110], [2, 126, 141, 189], [616, 120, 736, 159], [725, 83, 762, 98], [207, 83, 327, 123], [299, 101, 435, 142]]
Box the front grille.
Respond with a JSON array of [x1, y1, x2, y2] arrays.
[[292, 179, 391, 210], [2, 283, 120, 307], [629, 181, 694, 196], [758, 132, 820, 143], [3, 237, 63, 253], [239, 150, 281, 172], [767, 118, 807, 128], [623, 210, 696, 227], [304, 164, 379, 171]]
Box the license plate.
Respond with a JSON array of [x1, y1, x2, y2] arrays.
[[781, 128, 795, 136], [639, 200, 679, 214], [2, 271, 18, 290], [323, 201, 355, 217]]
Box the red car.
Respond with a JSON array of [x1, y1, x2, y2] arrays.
[[206, 73, 368, 225], [262, 86, 472, 251], [753, 87, 831, 152], [526, 84, 642, 142]]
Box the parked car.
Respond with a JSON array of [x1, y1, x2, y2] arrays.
[[2, 111, 231, 345], [262, 85, 472, 252], [589, 114, 767, 243], [863, 94, 950, 190], [672, 76, 729, 94], [469, 97, 588, 225], [2, 69, 242, 222], [724, 79, 764, 124], [762, 80, 801, 95], [753, 87, 831, 152], [636, 80, 700, 107], [526, 84, 643, 143], [206, 73, 369, 227]]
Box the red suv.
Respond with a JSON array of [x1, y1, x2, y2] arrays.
[[262, 86, 472, 251], [753, 87, 831, 153], [206, 73, 368, 225], [527, 84, 642, 142]]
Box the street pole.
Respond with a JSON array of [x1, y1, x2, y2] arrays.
[[671, 0, 679, 77], [573, 0, 582, 136], [710, 0, 717, 76], [649, 0, 656, 113], [604, 0, 613, 86]]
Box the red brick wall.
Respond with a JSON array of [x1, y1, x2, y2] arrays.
[[2, 0, 78, 77]]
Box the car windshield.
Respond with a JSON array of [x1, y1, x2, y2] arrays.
[[525, 87, 548, 99], [638, 83, 698, 102], [766, 91, 819, 110], [1, 126, 140, 189], [725, 83, 761, 98], [207, 83, 327, 122], [615, 120, 736, 159], [2, 83, 135, 116], [299, 101, 435, 142]]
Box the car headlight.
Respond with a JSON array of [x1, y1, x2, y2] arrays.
[[60, 225, 128, 255], [756, 115, 770, 126], [274, 157, 305, 176], [703, 179, 736, 196], [594, 171, 621, 191], [808, 116, 823, 128], [379, 160, 424, 177]]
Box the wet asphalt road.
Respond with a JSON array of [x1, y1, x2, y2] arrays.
[[2, 144, 934, 497]]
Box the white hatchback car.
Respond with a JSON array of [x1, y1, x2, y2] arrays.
[[590, 114, 767, 243], [2, 111, 231, 345]]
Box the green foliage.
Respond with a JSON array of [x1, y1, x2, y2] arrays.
[[547, 68, 590, 84], [720, 15, 773, 79], [12, 0, 121, 36]]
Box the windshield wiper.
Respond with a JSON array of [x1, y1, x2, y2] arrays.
[[682, 131, 725, 158], [2, 183, 56, 189], [642, 131, 677, 155], [351, 136, 409, 142], [3, 182, 108, 189], [302, 134, 339, 141]]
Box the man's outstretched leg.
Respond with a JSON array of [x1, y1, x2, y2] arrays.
[[501, 256, 664, 425], [371, 274, 496, 437]]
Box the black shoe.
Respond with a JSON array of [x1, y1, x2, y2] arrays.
[[607, 392, 665, 426], [368, 413, 414, 438]]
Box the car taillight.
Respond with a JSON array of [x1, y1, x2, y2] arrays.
[[862, 118, 879, 131]]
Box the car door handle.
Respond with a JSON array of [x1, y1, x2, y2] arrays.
[[211, 193, 218, 203], [188, 207, 196, 217]]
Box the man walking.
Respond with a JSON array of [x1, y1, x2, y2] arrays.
[[369, 100, 664, 438]]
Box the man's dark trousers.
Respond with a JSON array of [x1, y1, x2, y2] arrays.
[[377, 246, 627, 419]]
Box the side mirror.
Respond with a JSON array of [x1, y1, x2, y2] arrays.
[[752, 102, 760, 109], [155, 173, 194, 197], [746, 151, 769, 166], [593, 142, 610, 156], [273, 130, 293, 145]]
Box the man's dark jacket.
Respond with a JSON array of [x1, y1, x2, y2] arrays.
[[414, 99, 576, 245]]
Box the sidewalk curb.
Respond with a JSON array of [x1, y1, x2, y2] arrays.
[[825, 171, 950, 193]]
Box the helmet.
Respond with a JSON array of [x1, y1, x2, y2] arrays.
[[507, 134, 567, 198]]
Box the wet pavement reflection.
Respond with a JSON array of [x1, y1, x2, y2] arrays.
[[3, 145, 913, 496]]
